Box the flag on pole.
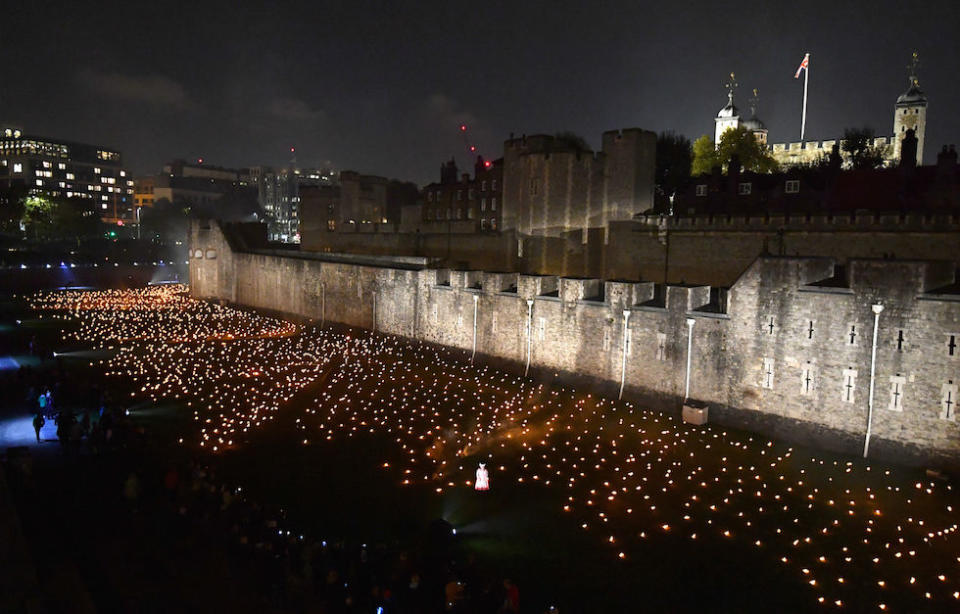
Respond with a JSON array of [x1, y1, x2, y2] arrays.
[[794, 53, 809, 79]]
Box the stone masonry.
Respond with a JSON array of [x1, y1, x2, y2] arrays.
[[191, 220, 960, 468]]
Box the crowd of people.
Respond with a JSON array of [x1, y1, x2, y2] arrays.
[[149, 458, 531, 613]]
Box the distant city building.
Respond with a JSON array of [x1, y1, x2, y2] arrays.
[[299, 171, 418, 237], [255, 165, 336, 242], [422, 156, 503, 231], [0, 125, 134, 223], [136, 159, 252, 213]]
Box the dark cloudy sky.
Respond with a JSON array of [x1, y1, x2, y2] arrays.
[[1, 1, 957, 184]]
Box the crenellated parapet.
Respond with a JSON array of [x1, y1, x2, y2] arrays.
[[191, 219, 960, 467]]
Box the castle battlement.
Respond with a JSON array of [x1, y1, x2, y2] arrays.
[[191, 219, 960, 467], [631, 211, 960, 231]]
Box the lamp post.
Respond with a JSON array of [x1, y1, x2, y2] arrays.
[[684, 318, 696, 401], [524, 299, 534, 377], [471, 293, 479, 363], [619, 310, 632, 399], [863, 303, 884, 459]]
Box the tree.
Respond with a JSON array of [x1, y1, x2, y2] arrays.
[[553, 131, 590, 151], [22, 195, 56, 240], [140, 198, 191, 244], [716, 127, 778, 174], [655, 131, 692, 197], [21, 194, 101, 241], [692, 129, 778, 176], [841, 127, 888, 170], [0, 184, 27, 234], [691, 135, 718, 176]]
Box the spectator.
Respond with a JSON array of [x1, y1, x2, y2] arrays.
[[32, 411, 45, 443]]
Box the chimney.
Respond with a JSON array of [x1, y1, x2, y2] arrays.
[[936, 145, 958, 184], [727, 154, 741, 193]]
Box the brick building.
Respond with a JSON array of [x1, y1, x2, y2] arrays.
[[422, 156, 503, 231]]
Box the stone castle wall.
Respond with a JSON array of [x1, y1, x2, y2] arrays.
[[191, 220, 960, 467], [296, 213, 960, 287]]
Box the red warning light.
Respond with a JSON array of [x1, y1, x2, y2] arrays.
[[469, 145, 477, 152], [198, 158, 203, 164], [117, 220, 124, 226], [290, 147, 296, 153], [484, 160, 492, 168], [460, 125, 467, 132]]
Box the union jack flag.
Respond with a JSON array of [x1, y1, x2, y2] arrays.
[[794, 53, 809, 79]]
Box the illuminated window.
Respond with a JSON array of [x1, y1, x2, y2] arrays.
[[101, 203, 108, 209], [66, 173, 74, 180], [94, 167, 101, 174], [35, 179, 43, 186], [42, 160, 51, 168], [481, 219, 487, 230], [481, 198, 486, 211], [491, 197, 497, 211], [58, 163, 66, 170]]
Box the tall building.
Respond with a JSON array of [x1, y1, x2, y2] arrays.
[[0, 126, 134, 222], [255, 165, 336, 242], [299, 171, 418, 237], [136, 159, 253, 215]]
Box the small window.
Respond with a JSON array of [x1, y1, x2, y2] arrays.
[[491, 179, 498, 191], [738, 182, 752, 195], [785, 180, 800, 194], [491, 218, 498, 230], [481, 198, 486, 211], [13, 163, 22, 173], [327, 219, 336, 231], [481, 180, 487, 191], [491, 197, 497, 211], [456, 190, 463, 201], [530, 178, 539, 195], [427, 192, 433, 202], [695, 184, 707, 196], [468, 188, 475, 200], [480, 219, 487, 230]]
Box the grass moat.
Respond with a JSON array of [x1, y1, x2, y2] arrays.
[[2, 284, 959, 613]]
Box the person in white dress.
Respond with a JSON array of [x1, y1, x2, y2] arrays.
[[475, 463, 489, 491]]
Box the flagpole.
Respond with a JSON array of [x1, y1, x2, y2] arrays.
[[800, 54, 809, 141]]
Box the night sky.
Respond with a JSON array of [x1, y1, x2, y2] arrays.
[[2, 1, 957, 184]]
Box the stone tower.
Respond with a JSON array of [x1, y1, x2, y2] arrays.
[[893, 52, 927, 165], [714, 72, 740, 145]]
